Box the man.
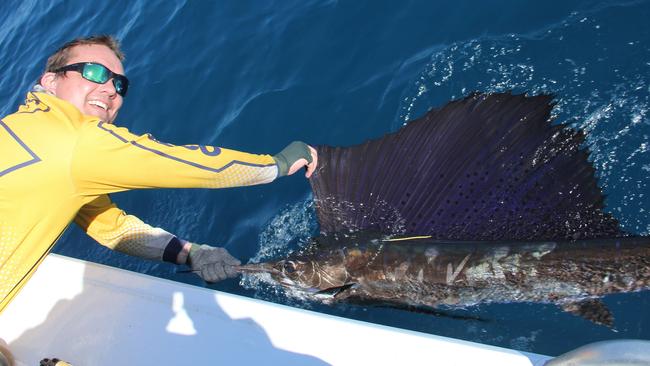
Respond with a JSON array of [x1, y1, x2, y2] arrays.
[[0, 35, 317, 320]]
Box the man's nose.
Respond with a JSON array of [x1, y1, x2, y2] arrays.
[[98, 78, 118, 97]]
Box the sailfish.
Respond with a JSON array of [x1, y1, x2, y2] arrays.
[[239, 92, 650, 327]]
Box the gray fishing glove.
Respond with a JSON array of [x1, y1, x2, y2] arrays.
[[273, 141, 313, 177], [187, 244, 241, 282]]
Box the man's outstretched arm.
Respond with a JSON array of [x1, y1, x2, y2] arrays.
[[74, 195, 240, 282], [71, 122, 317, 194]]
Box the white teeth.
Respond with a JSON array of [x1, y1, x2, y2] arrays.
[[89, 100, 108, 110]]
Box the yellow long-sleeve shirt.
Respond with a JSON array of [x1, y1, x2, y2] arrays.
[[0, 92, 278, 313]]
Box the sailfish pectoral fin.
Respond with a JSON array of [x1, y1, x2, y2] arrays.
[[314, 283, 357, 300], [560, 299, 615, 327], [341, 296, 490, 322]]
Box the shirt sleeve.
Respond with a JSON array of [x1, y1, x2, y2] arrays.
[[71, 121, 279, 195], [74, 195, 176, 261]]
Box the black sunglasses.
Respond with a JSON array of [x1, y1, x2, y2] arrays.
[[54, 62, 129, 97]]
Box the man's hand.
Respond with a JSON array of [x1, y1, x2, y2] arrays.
[[187, 244, 241, 282], [273, 141, 318, 178]]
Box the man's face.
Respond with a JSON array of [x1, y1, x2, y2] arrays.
[[43, 44, 124, 123]]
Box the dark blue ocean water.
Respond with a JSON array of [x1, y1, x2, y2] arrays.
[[1, 0, 649, 356]]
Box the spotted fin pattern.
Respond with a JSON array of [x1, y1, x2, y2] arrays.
[[310, 92, 623, 241]]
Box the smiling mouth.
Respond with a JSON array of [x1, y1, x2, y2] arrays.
[[88, 100, 108, 111]]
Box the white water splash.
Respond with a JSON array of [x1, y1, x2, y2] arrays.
[[396, 9, 650, 235], [240, 198, 320, 306], [249, 198, 317, 263], [509, 330, 542, 352]]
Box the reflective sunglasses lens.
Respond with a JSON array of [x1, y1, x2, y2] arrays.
[[113, 77, 126, 96], [83, 63, 109, 83]]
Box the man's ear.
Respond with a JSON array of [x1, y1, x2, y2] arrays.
[[40, 72, 58, 94]]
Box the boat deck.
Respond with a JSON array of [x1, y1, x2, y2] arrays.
[[0, 254, 550, 365]]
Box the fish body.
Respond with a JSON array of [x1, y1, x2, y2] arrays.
[[242, 235, 650, 325]]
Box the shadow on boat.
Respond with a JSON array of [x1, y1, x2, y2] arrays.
[[5, 254, 331, 365]]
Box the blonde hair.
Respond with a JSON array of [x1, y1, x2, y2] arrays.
[[44, 35, 124, 73]]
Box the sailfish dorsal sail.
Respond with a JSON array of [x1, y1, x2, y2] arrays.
[[309, 92, 623, 241]]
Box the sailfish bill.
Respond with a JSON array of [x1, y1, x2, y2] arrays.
[[245, 92, 647, 326]]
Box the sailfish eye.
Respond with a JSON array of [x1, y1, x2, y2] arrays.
[[283, 261, 297, 274]]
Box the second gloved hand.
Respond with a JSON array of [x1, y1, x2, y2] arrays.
[[273, 141, 317, 178], [187, 244, 241, 282]]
